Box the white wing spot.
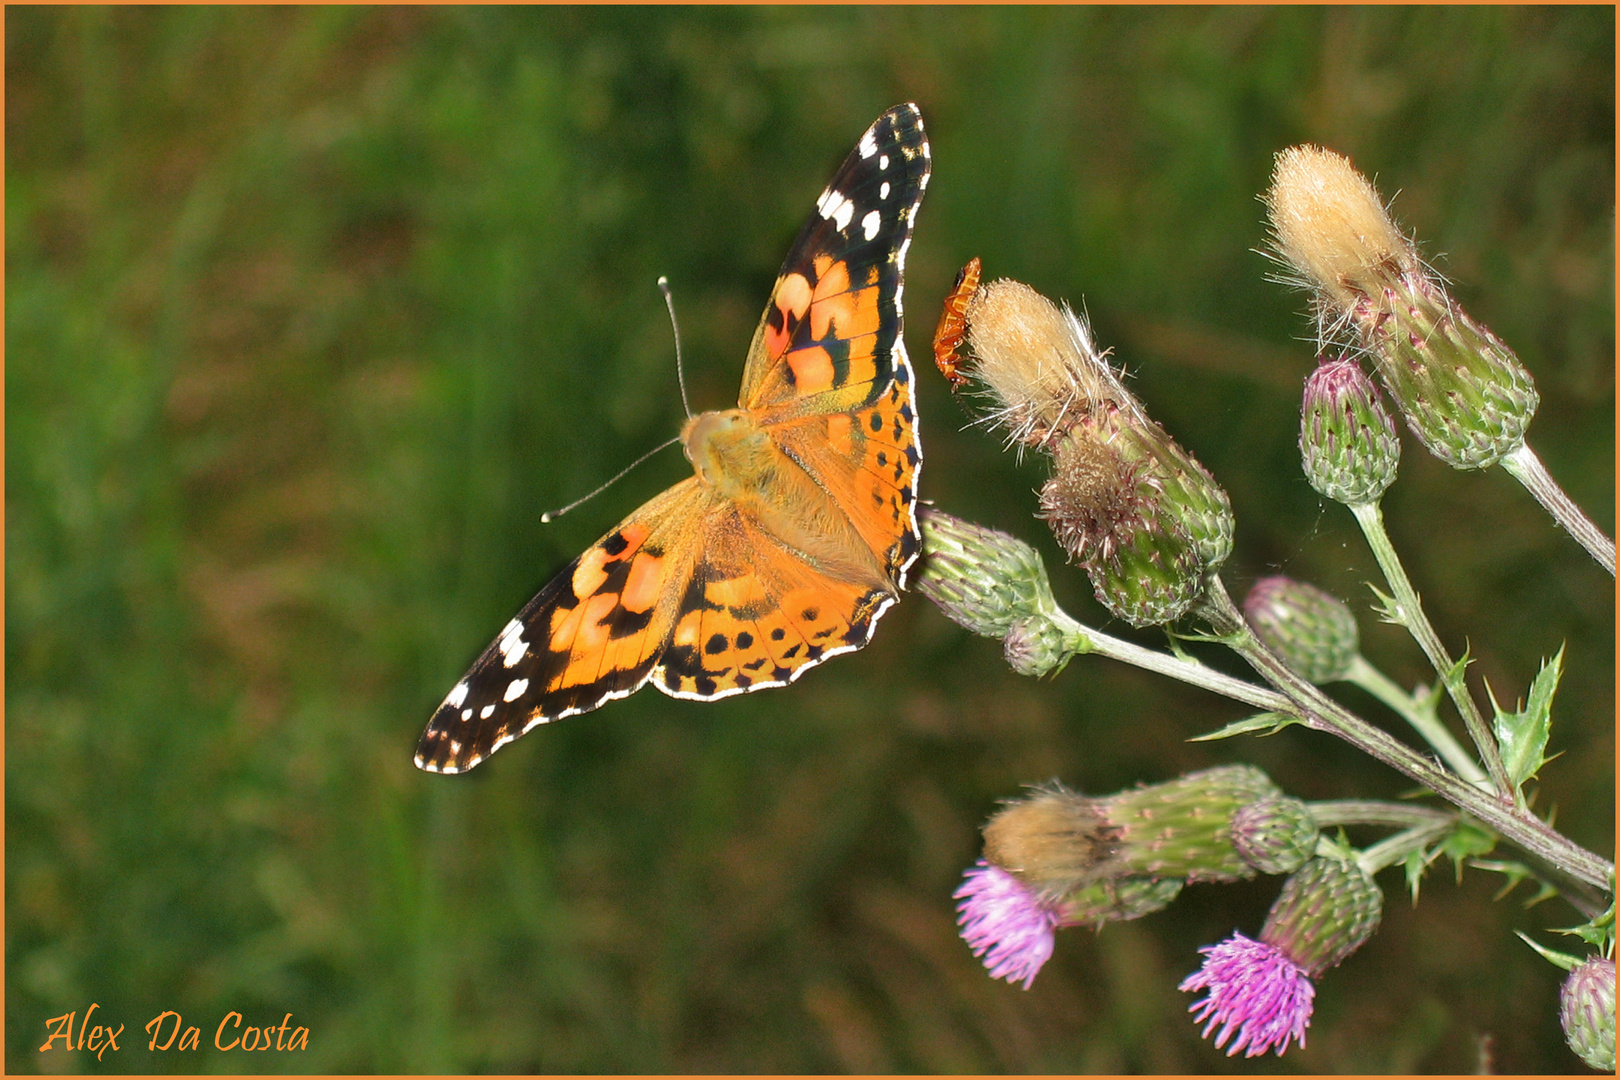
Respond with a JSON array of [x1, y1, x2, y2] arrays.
[[460, 708, 472, 722], [819, 189, 850, 227], [447, 681, 469, 709], [859, 130, 879, 159], [861, 209, 881, 241], [480, 704, 495, 720], [833, 198, 854, 232], [499, 624, 528, 668], [880, 181, 891, 200], [504, 678, 530, 703], [879, 153, 890, 170]]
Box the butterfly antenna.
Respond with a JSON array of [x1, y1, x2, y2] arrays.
[[540, 435, 682, 523], [659, 276, 694, 418]]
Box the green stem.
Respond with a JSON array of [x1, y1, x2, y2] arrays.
[[1343, 656, 1488, 786], [1306, 800, 1455, 831], [1349, 501, 1512, 797], [1196, 576, 1613, 894], [1501, 443, 1615, 576], [1357, 819, 1457, 876], [1043, 606, 1293, 714]]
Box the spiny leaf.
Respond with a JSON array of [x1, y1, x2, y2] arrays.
[[1403, 849, 1428, 904], [1366, 582, 1402, 626], [1515, 931, 1584, 972], [1553, 905, 1615, 954], [1437, 820, 1497, 881], [1187, 711, 1300, 742], [1491, 647, 1563, 795]]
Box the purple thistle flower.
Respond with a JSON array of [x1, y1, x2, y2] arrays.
[[1179, 932, 1314, 1057], [954, 860, 1061, 989]]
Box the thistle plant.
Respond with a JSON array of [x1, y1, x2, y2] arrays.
[[919, 147, 1612, 1068]]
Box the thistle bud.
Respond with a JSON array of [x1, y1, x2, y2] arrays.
[[961, 277, 1233, 627], [981, 766, 1289, 901], [1266, 146, 1538, 471], [1230, 796, 1319, 876], [1059, 875, 1184, 930], [1560, 957, 1615, 1072], [981, 785, 1114, 902], [1103, 765, 1283, 883], [1242, 575, 1360, 684], [1299, 358, 1400, 506], [1003, 614, 1068, 678], [1261, 854, 1383, 974], [916, 509, 1052, 638]]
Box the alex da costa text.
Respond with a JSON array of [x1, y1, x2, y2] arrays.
[[41, 1004, 308, 1059]]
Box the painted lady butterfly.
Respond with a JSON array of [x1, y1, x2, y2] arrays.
[[417, 104, 931, 773]]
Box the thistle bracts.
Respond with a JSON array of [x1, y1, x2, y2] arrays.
[[916, 508, 1053, 638], [1299, 358, 1400, 506], [1243, 576, 1359, 684], [1560, 957, 1616, 1072], [1261, 854, 1383, 974], [1266, 145, 1538, 471], [1230, 796, 1321, 876], [956, 276, 1234, 626], [1060, 875, 1184, 930], [979, 766, 1318, 903]]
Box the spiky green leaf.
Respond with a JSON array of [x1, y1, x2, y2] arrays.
[[1492, 647, 1563, 794], [1188, 711, 1300, 742], [1515, 930, 1584, 972]]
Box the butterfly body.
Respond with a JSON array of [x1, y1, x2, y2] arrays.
[[417, 104, 930, 773]]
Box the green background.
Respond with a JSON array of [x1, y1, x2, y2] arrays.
[[8, 6, 1613, 1073]]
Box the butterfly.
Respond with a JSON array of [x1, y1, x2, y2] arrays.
[[416, 104, 931, 773]]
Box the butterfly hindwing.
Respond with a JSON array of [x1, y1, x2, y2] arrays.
[[769, 357, 921, 585], [653, 510, 894, 700]]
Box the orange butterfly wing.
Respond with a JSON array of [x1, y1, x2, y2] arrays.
[[417, 104, 930, 773]]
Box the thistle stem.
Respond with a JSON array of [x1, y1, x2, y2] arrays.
[[1356, 819, 1457, 876], [1343, 656, 1489, 787], [1500, 442, 1615, 576], [1349, 501, 1512, 797], [1196, 576, 1613, 894], [1044, 606, 1292, 714], [1306, 800, 1455, 830]]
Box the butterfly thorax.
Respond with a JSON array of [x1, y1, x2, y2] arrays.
[[682, 407, 892, 591], [682, 409, 776, 499]]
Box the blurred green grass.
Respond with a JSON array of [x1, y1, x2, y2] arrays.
[[6, 6, 1612, 1073]]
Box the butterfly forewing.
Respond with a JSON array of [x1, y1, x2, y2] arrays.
[[740, 104, 931, 416], [416, 482, 706, 773]]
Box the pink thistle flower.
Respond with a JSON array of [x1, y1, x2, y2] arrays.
[[1179, 932, 1315, 1057], [954, 860, 1061, 989]]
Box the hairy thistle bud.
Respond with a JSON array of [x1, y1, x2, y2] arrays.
[[981, 785, 1115, 902], [1266, 146, 1538, 470], [961, 277, 1233, 627], [1230, 796, 1319, 876], [981, 766, 1291, 903], [1261, 854, 1383, 974], [1243, 575, 1360, 684], [1299, 358, 1400, 506], [1560, 957, 1615, 1072], [916, 509, 1053, 638]]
